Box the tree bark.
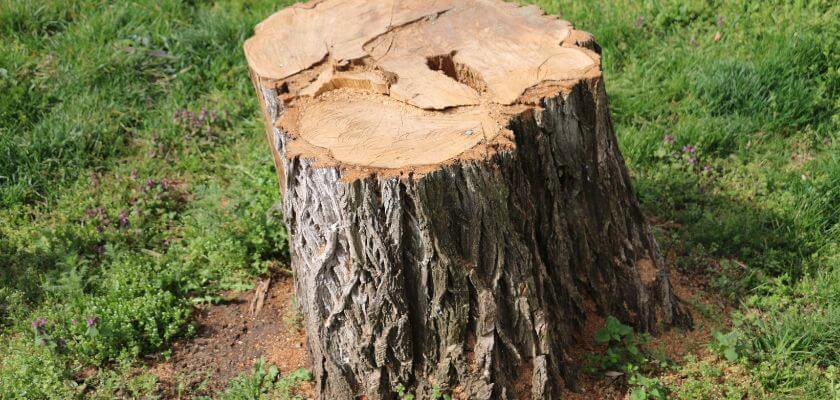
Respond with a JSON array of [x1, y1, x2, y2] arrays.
[[245, 1, 690, 399]]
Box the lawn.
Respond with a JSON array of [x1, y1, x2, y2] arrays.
[[0, 0, 837, 399]]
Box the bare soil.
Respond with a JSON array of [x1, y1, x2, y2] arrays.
[[559, 268, 731, 399], [151, 275, 312, 398], [149, 257, 725, 399]]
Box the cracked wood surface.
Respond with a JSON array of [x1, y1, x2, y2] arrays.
[[245, 0, 600, 178], [245, 1, 691, 399]]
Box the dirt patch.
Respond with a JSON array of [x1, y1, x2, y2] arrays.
[[151, 275, 312, 398], [148, 242, 729, 399], [559, 268, 732, 399]]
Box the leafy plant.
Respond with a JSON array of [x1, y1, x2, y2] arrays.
[[394, 383, 415, 400], [712, 331, 741, 362], [587, 317, 671, 399], [430, 385, 452, 400], [586, 316, 647, 374], [209, 358, 311, 400], [595, 316, 634, 343], [627, 364, 670, 400]]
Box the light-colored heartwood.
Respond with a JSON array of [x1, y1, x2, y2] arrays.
[[245, 2, 689, 399], [245, 0, 601, 178]]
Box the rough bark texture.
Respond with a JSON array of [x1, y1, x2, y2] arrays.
[[245, 1, 690, 399], [251, 76, 689, 400]]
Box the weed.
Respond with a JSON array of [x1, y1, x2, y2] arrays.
[[712, 331, 742, 362], [394, 383, 415, 400], [586, 316, 648, 375], [206, 358, 310, 400], [1, 0, 837, 398], [284, 296, 304, 331], [626, 365, 670, 400], [586, 316, 670, 399]]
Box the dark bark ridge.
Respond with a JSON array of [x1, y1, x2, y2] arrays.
[[251, 74, 690, 399]]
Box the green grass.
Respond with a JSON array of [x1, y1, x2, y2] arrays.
[[1, 0, 838, 398]]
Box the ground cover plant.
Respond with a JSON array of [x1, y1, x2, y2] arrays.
[[1, 0, 837, 398]]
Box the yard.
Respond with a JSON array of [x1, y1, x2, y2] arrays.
[[0, 0, 837, 398]]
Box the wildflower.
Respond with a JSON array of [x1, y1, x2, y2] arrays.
[[71, 319, 78, 325], [31, 317, 47, 329], [91, 172, 100, 187], [687, 157, 697, 165], [118, 211, 129, 228], [703, 165, 713, 173], [145, 178, 157, 189], [130, 169, 138, 180], [682, 144, 697, 154], [663, 134, 675, 143], [86, 317, 98, 328]]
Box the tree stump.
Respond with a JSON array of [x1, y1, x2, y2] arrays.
[[245, 1, 690, 399]]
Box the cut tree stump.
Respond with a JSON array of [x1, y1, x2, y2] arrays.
[[245, 1, 691, 399]]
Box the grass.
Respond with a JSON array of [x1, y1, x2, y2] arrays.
[[1, 0, 837, 398]]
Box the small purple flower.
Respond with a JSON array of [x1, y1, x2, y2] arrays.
[[145, 178, 157, 189], [663, 134, 675, 143], [209, 111, 218, 123], [71, 319, 78, 325], [703, 165, 713, 173], [118, 211, 129, 228], [31, 317, 47, 329], [682, 144, 697, 154], [85, 208, 98, 217], [130, 169, 138, 180], [687, 157, 698, 165], [86, 317, 98, 328], [90, 172, 100, 187]]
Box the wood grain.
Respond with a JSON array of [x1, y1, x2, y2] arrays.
[[244, 0, 601, 176]]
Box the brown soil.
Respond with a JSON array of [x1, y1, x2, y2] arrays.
[[147, 268, 725, 400], [150, 275, 312, 398], [148, 235, 728, 400], [559, 267, 732, 400]]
